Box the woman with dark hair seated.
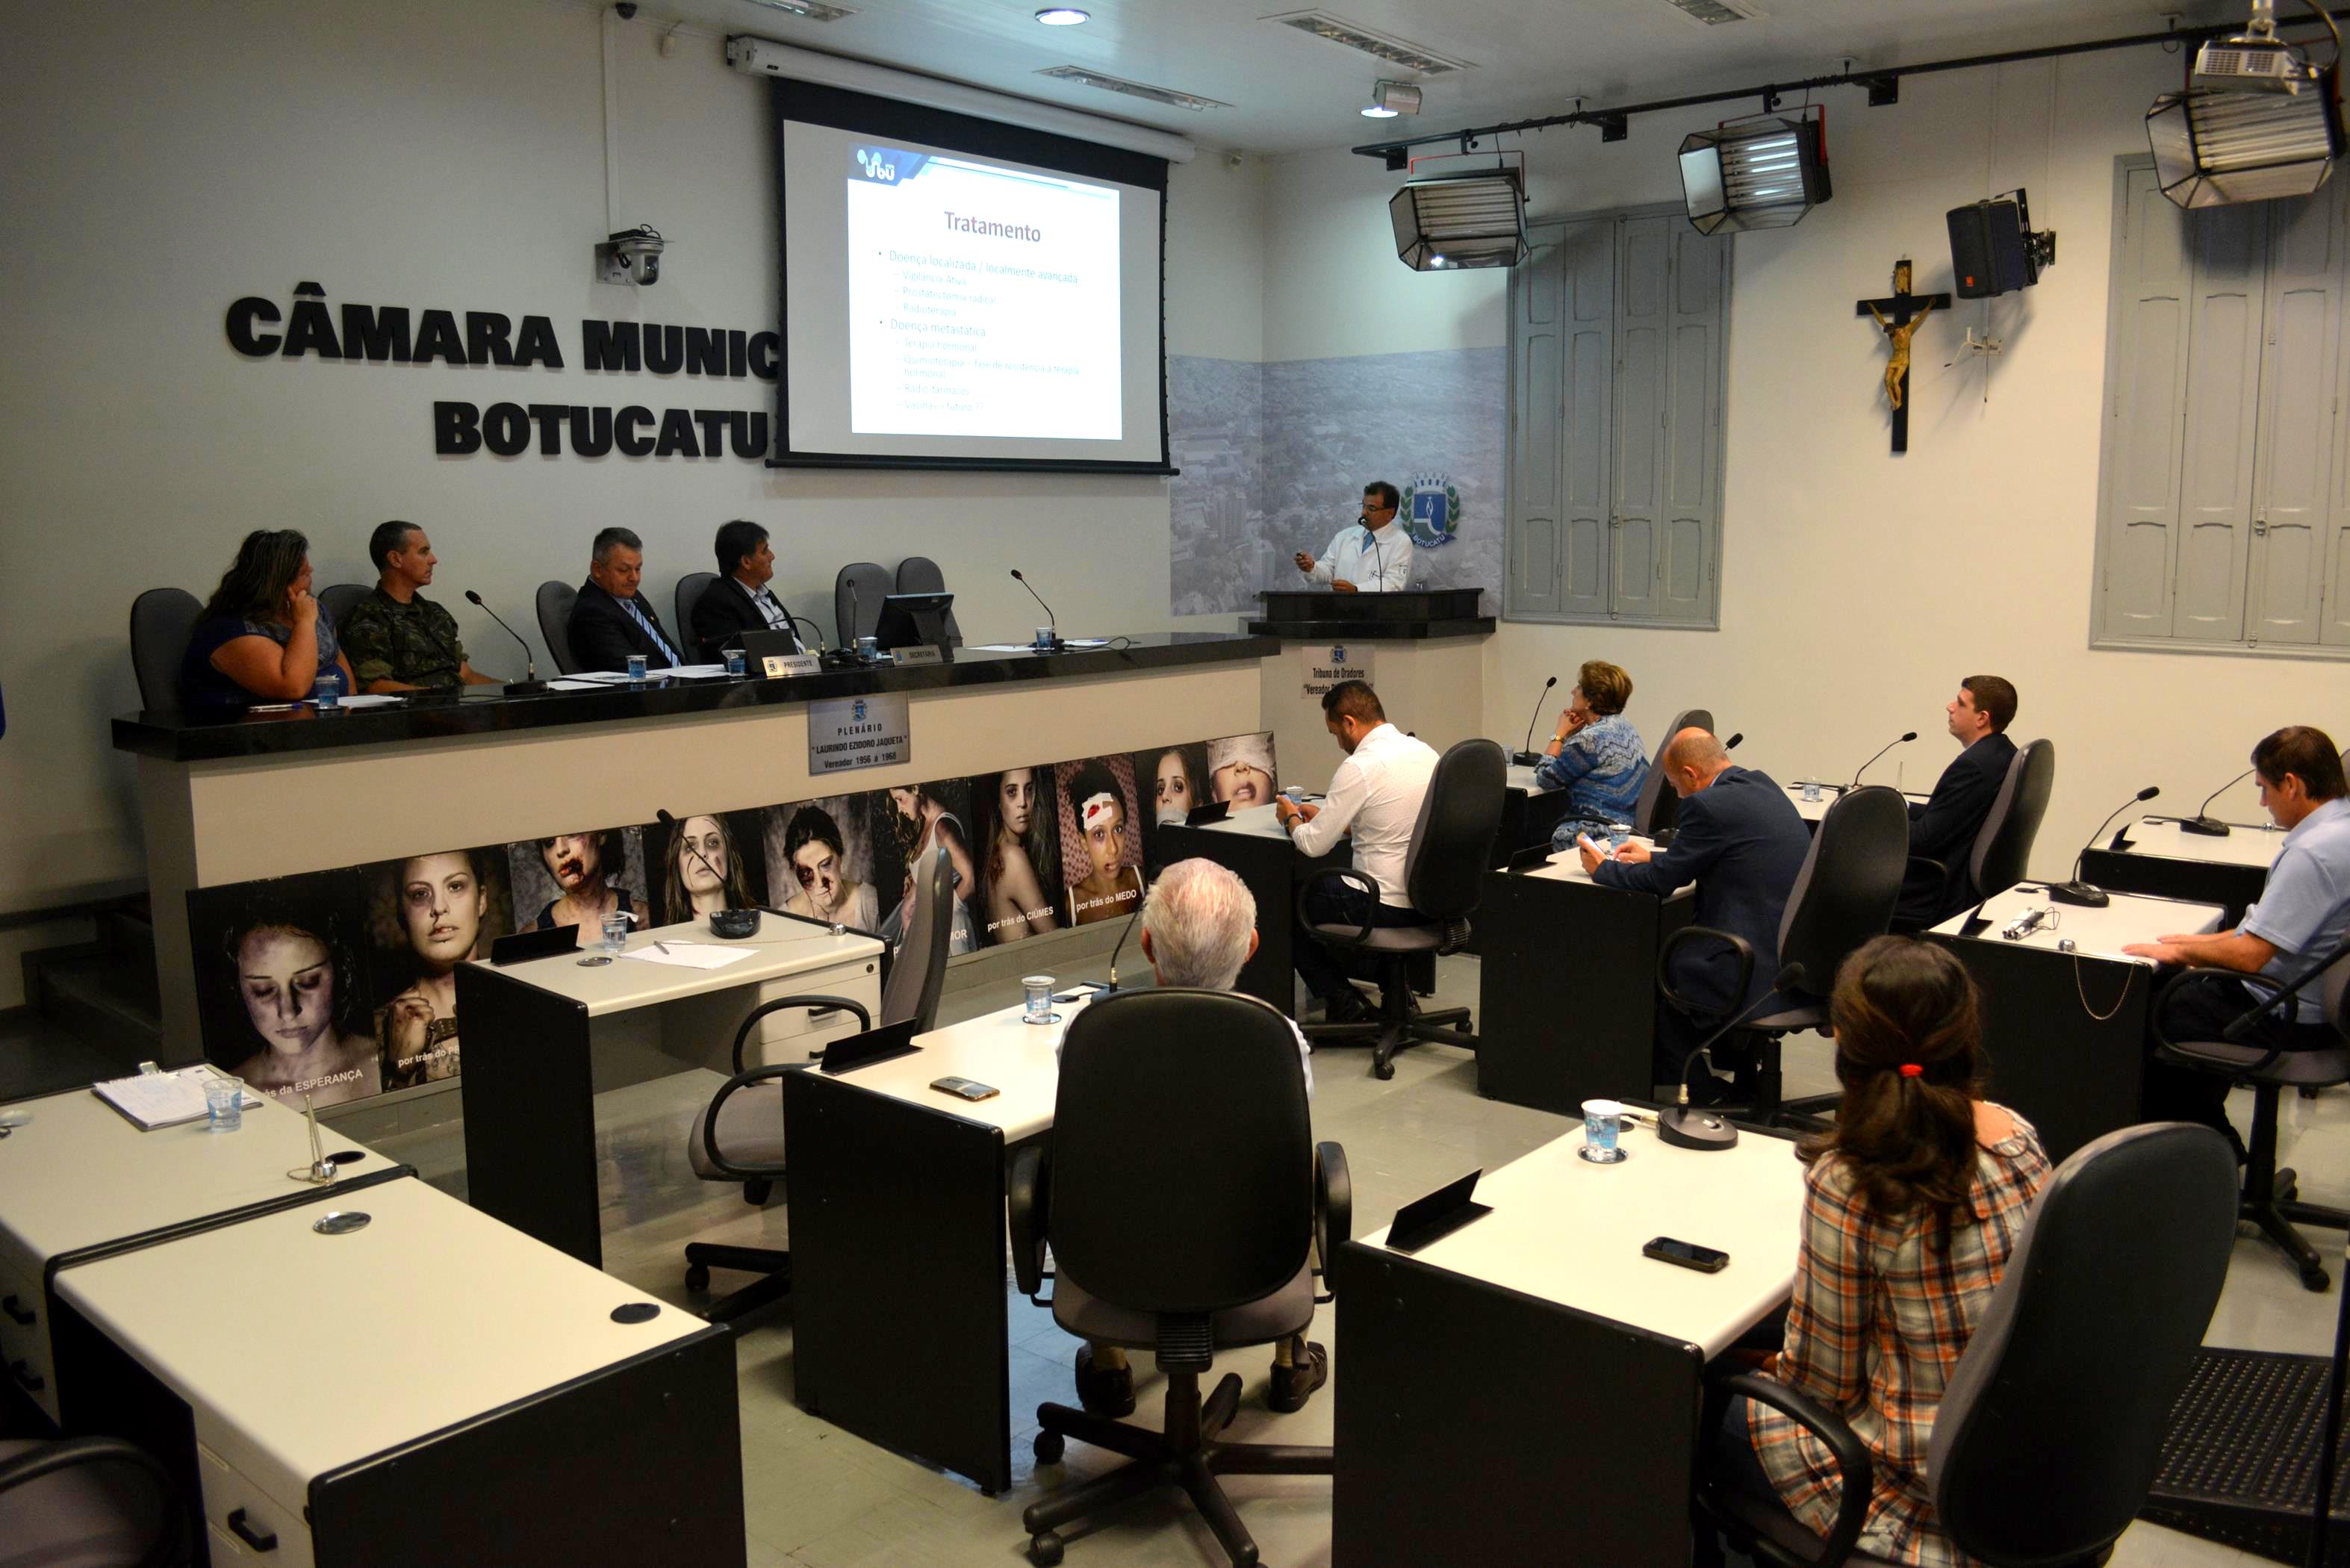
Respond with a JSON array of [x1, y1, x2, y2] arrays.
[[180, 529, 356, 711], [1715, 936, 2049, 1565]]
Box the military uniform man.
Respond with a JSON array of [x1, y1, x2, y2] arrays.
[[340, 521, 500, 692]]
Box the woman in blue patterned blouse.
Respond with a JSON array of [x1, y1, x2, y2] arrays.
[[1538, 659, 1650, 848]]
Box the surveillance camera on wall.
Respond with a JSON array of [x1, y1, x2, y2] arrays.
[[597, 225, 665, 286]]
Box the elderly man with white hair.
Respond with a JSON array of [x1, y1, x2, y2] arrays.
[[1071, 857, 1326, 1420]]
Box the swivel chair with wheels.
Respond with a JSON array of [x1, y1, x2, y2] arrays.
[[1632, 707, 1715, 841], [0, 1435, 187, 1568], [533, 580, 581, 674], [128, 588, 202, 710], [1010, 987, 1349, 1568], [680, 844, 954, 1322], [2151, 934, 2350, 1290], [1296, 738, 1505, 1079], [1697, 1121, 2237, 1568], [317, 582, 369, 631], [1891, 738, 2055, 933], [1659, 785, 1909, 1123]]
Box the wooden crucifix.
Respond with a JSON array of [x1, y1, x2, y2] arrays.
[[1855, 258, 1950, 455]]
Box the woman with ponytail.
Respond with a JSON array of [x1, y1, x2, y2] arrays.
[[1720, 935, 2050, 1566]]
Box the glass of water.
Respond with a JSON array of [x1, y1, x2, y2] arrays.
[[724, 647, 747, 678], [1801, 778, 1823, 802], [1022, 974, 1060, 1026], [626, 653, 648, 682], [205, 1074, 244, 1133], [1579, 1098, 1626, 1163]]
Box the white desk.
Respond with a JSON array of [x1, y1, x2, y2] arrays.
[[0, 1088, 400, 1425], [2122, 816, 2287, 869], [1926, 885, 2223, 1163], [824, 991, 1092, 1145], [56, 1175, 743, 1567], [1334, 1124, 1807, 1567], [1783, 783, 1931, 824], [2080, 815, 2281, 918], [456, 915, 884, 1265], [1154, 805, 1350, 1015]]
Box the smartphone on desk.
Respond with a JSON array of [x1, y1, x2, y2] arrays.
[[931, 1076, 999, 1102], [1643, 1236, 1729, 1273]]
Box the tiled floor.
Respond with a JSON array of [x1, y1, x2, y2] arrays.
[[369, 955, 2348, 1568]]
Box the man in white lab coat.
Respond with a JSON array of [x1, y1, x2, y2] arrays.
[[1293, 481, 1414, 593]]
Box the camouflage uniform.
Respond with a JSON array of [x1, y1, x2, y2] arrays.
[[340, 587, 467, 689]]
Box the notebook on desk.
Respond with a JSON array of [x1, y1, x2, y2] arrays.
[[91, 1065, 262, 1130]]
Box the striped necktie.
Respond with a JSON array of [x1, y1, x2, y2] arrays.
[[620, 595, 679, 665]]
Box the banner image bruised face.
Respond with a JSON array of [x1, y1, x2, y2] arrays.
[[231, 922, 380, 1108], [1057, 757, 1144, 927], [1208, 732, 1278, 806]]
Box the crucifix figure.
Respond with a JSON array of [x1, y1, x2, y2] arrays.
[[1855, 258, 1950, 454]]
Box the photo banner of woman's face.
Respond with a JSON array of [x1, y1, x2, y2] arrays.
[[181, 729, 1278, 1108]]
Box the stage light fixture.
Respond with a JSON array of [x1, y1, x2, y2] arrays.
[[2148, 69, 2343, 206], [1677, 109, 1833, 234], [1390, 158, 1526, 272]]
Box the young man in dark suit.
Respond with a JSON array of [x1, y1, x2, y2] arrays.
[[1582, 727, 1812, 1093], [567, 526, 682, 672], [690, 519, 801, 662], [1893, 676, 2021, 926]]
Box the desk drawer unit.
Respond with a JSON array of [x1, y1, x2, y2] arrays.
[[1, 1257, 57, 1425], [198, 1437, 315, 1567]]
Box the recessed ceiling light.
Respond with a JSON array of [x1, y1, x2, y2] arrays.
[[1361, 103, 1400, 117], [1035, 7, 1090, 22]]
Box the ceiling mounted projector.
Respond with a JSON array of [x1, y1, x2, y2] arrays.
[[2193, 0, 2322, 92], [1390, 157, 1527, 272], [1678, 108, 1833, 234]]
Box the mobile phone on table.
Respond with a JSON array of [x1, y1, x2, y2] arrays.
[[1642, 1236, 1729, 1273], [930, 1076, 999, 1102]]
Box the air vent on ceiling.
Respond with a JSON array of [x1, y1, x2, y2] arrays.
[[1662, 0, 1765, 24], [1265, 12, 1477, 75], [1036, 65, 1234, 111], [742, 0, 860, 21]]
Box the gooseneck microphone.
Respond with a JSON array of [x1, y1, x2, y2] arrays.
[[785, 613, 826, 654], [464, 591, 547, 694], [2050, 785, 2160, 908], [1103, 898, 1143, 992], [1723, 732, 1744, 751], [1851, 731, 1918, 788], [1515, 676, 1558, 766], [1010, 568, 1062, 650], [1656, 963, 1801, 1153], [2181, 767, 2254, 838]]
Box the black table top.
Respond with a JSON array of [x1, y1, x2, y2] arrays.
[[114, 632, 1278, 764], [1246, 617, 1496, 641]]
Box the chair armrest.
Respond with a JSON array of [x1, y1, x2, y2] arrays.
[[0, 1437, 185, 1567], [2151, 965, 2302, 1073], [1008, 1145, 1050, 1299], [1701, 1370, 1872, 1568], [1658, 925, 1755, 1017], [1905, 852, 1950, 885], [699, 1063, 810, 1181], [1314, 1142, 1352, 1290], [729, 994, 871, 1074], [1293, 866, 1382, 952]]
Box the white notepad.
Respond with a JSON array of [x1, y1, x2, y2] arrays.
[[617, 942, 756, 971], [91, 1065, 263, 1130]]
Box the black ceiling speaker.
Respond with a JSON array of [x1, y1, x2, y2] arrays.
[[1947, 188, 2056, 299]]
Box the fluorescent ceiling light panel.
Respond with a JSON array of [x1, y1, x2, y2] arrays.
[[1266, 12, 1476, 75], [742, 0, 860, 19], [1036, 65, 1234, 112]]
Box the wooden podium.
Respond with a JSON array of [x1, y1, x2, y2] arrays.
[[1247, 588, 1496, 780]]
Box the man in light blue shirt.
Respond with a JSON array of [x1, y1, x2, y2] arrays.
[[2129, 726, 2350, 1153]]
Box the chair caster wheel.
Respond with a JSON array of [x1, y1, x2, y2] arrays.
[[1373, 1060, 1396, 1081], [2301, 1265, 2331, 1293], [685, 1264, 710, 1292], [1029, 1530, 1064, 1564], [1033, 1430, 1065, 1464]]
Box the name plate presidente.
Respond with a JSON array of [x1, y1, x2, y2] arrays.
[[809, 693, 912, 775], [762, 653, 821, 678], [1301, 642, 1375, 700]]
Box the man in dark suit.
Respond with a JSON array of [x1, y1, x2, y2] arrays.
[[1583, 727, 1812, 1092], [568, 526, 682, 672], [1893, 675, 2021, 927], [690, 519, 801, 662]]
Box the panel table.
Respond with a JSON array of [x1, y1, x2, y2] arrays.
[[2081, 815, 2280, 919]]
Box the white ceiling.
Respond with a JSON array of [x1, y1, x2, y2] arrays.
[[609, 0, 2239, 155]]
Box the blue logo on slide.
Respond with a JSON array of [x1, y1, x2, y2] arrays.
[[1402, 476, 1461, 550], [854, 146, 932, 184]]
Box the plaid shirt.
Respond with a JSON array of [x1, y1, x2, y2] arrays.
[[1750, 1110, 2049, 1566]]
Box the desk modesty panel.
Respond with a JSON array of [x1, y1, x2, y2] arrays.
[[120, 635, 1269, 1057]]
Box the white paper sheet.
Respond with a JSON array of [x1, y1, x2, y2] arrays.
[[617, 942, 756, 971]]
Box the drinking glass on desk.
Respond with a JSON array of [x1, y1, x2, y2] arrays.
[[724, 647, 746, 679], [1800, 778, 1821, 803], [579, 910, 630, 966], [627, 654, 648, 683], [1022, 974, 1060, 1026], [1579, 1099, 1626, 1163], [205, 1074, 244, 1133]]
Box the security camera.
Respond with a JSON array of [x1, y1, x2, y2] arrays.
[[597, 225, 665, 286]]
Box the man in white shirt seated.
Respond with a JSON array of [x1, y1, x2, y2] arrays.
[[1072, 856, 1326, 1419], [1293, 481, 1415, 593], [1275, 679, 1440, 1023]]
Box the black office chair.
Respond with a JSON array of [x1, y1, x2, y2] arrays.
[[680, 845, 954, 1323], [317, 582, 369, 629], [128, 588, 202, 711], [0, 1435, 187, 1568], [894, 556, 963, 646], [1010, 988, 1349, 1568], [1297, 738, 1506, 1079], [833, 561, 892, 646], [1633, 707, 1715, 841], [1697, 1121, 2236, 1568], [1662, 785, 1909, 1122], [1893, 738, 2055, 933], [534, 580, 581, 675], [2152, 935, 2350, 1290], [674, 571, 718, 649]]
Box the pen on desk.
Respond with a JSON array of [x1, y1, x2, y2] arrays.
[[653, 939, 670, 954]]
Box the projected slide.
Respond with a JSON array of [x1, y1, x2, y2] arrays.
[[845, 146, 1122, 441]]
